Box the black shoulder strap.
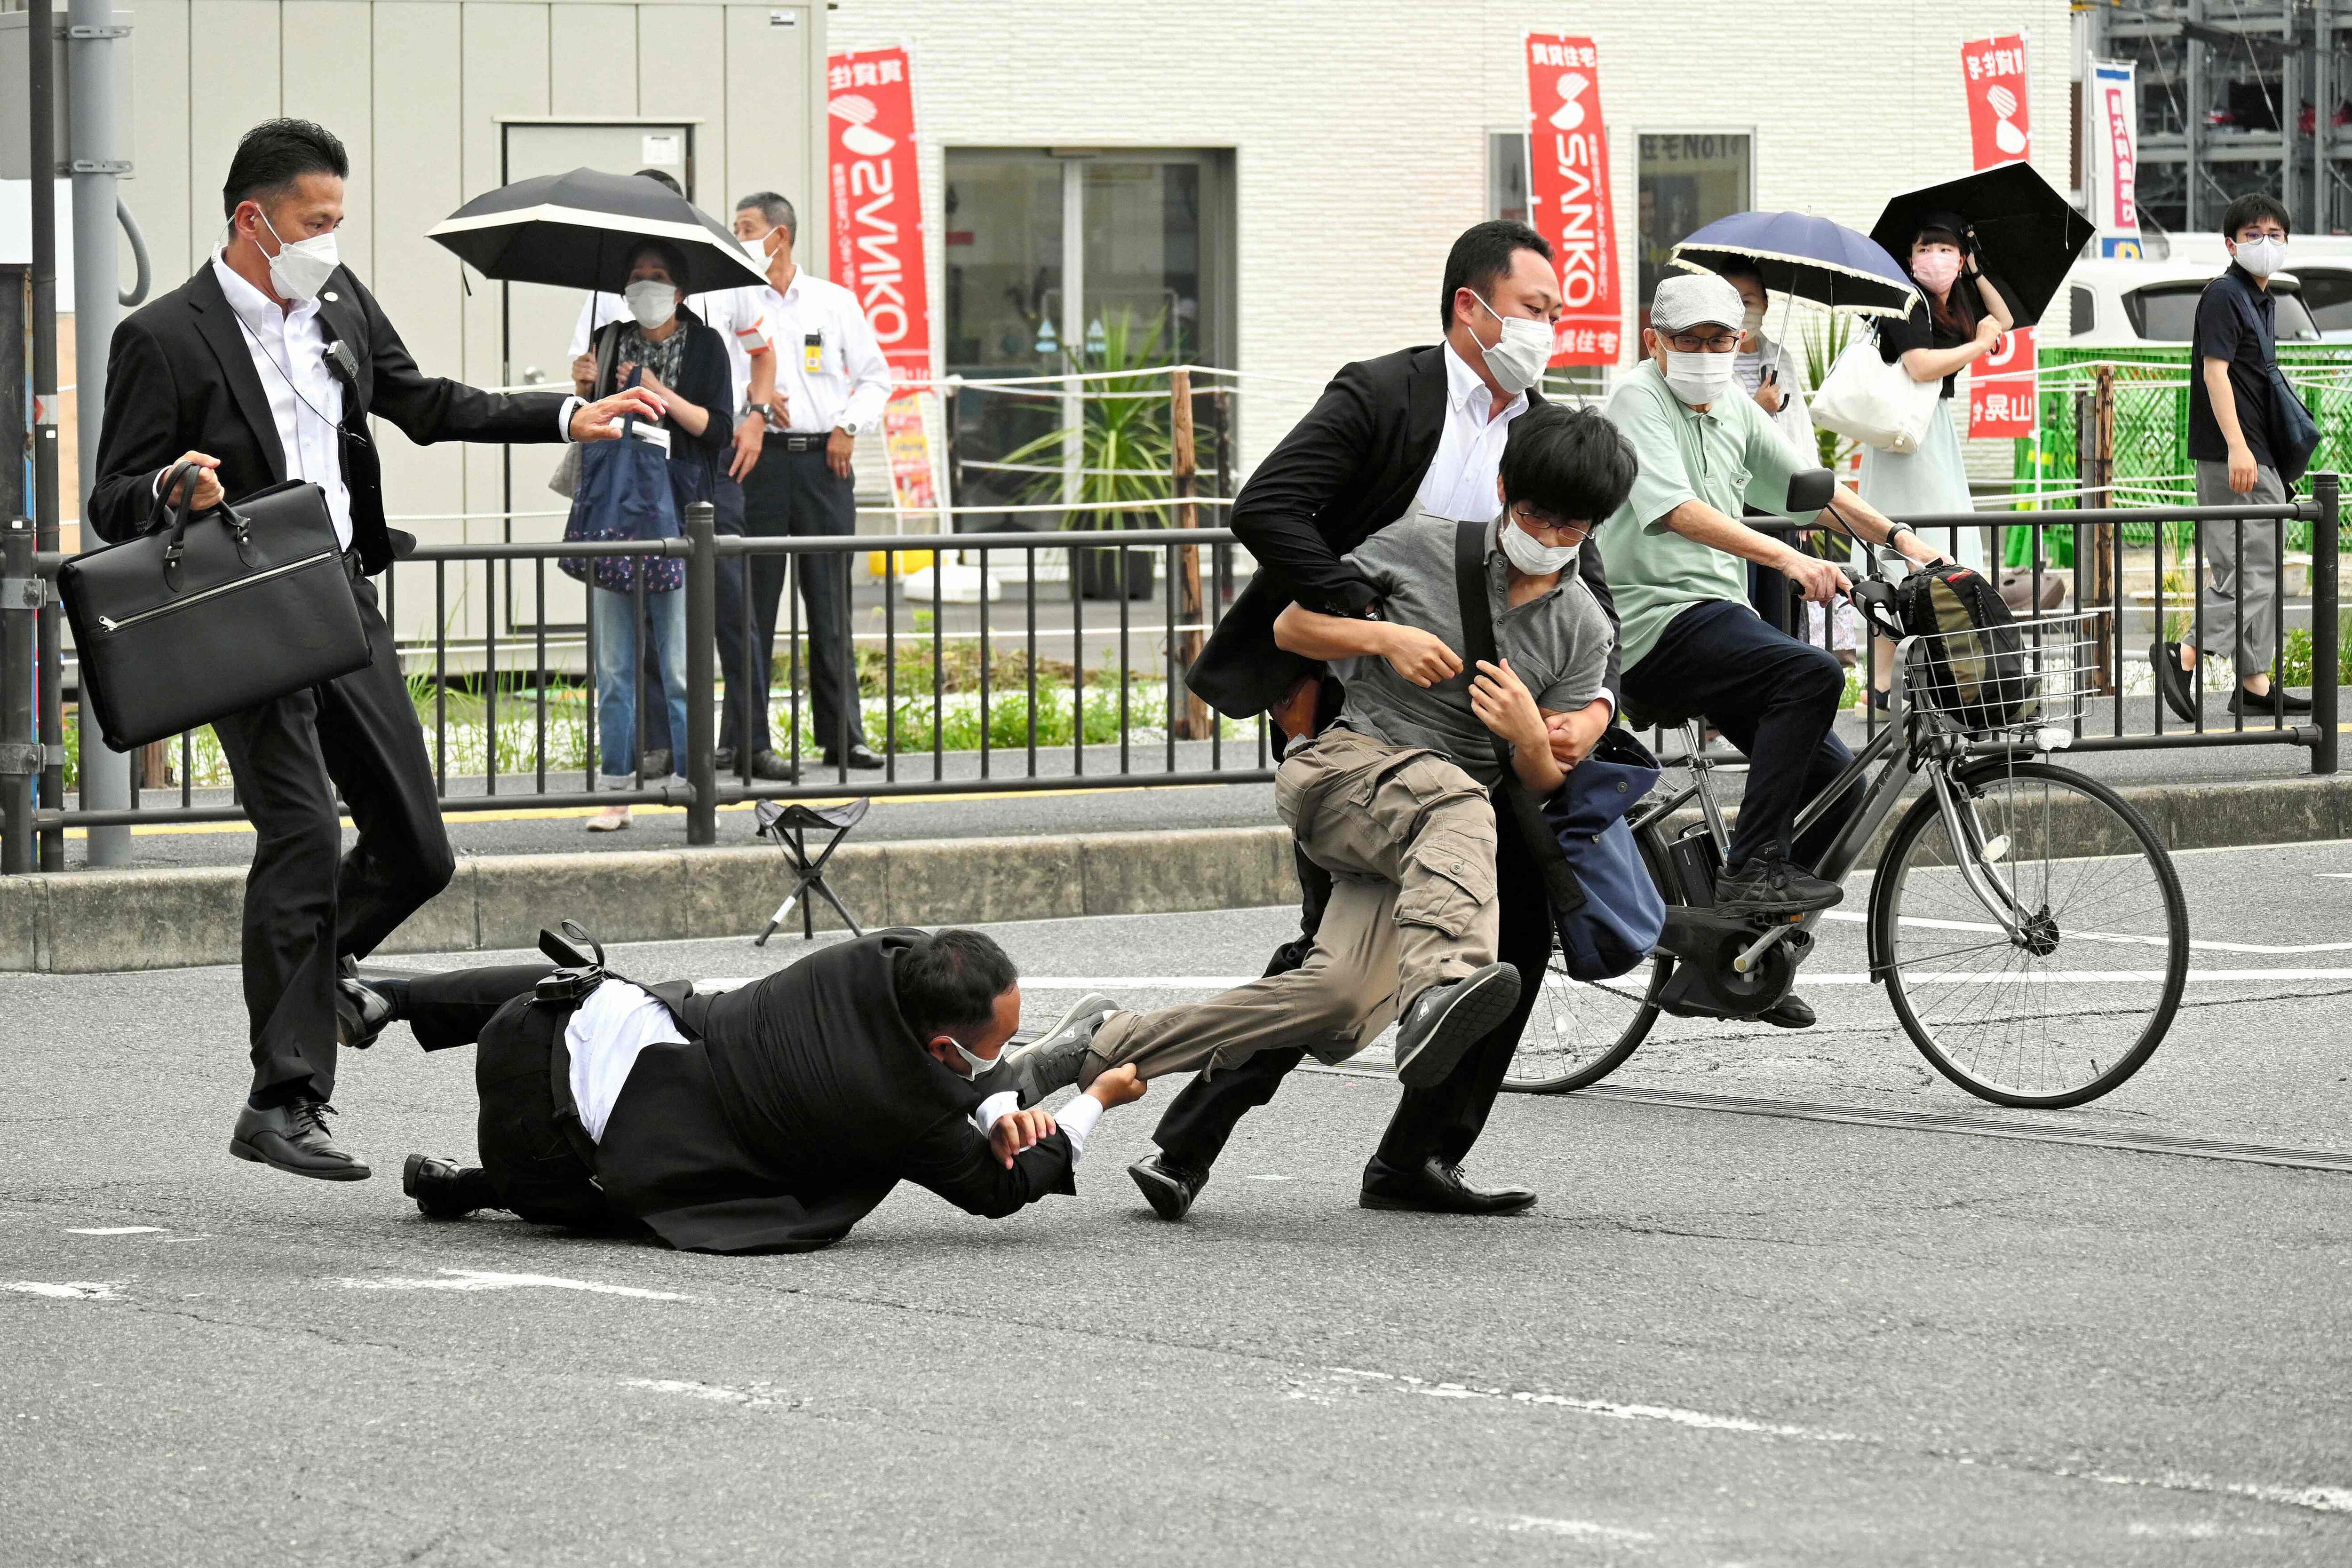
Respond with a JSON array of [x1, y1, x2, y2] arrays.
[[1454, 518, 1585, 911]]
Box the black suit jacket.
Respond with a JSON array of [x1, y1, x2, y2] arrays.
[[89, 261, 572, 574], [592, 930, 1078, 1254], [1187, 344, 1621, 718]]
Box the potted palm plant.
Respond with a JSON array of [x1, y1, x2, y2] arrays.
[[1001, 309, 1175, 600]]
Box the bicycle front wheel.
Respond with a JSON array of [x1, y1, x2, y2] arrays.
[[1499, 948, 1669, 1094], [1873, 758, 2187, 1108]]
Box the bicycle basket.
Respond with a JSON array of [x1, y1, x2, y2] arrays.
[[1906, 610, 2107, 735]]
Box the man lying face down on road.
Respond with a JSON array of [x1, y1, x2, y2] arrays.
[[342, 928, 1144, 1253], [1002, 404, 1636, 1191]]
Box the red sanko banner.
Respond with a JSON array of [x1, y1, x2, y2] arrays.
[[1524, 33, 1622, 366], [827, 46, 932, 385], [1961, 33, 2031, 170], [1962, 32, 2035, 439]]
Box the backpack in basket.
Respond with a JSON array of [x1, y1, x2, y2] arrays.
[[1896, 563, 2039, 732]]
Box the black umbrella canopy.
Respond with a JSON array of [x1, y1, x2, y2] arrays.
[[1870, 162, 2094, 329], [426, 167, 769, 294]]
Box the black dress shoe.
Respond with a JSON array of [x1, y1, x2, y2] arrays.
[[2149, 642, 2199, 725], [1128, 1152, 1210, 1221], [2230, 683, 2313, 716], [640, 747, 673, 777], [824, 743, 886, 770], [1358, 1155, 1535, 1216], [403, 1154, 494, 1219], [748, 748, 798, 781], [335, 974, 403, 1050], [230, 1099, 369, 1181], [1758, 992, 1815, 1029]]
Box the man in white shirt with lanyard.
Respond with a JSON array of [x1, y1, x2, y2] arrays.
[[566, 171, 787, 778], [732, 191, 894, 773]]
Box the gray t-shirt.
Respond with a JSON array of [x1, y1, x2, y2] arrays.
[[1330, 508, 1615, 786]]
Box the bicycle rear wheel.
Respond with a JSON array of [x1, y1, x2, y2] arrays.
[[1499, 946, 1668, 1094], [1873, 757, 2187, 1108]]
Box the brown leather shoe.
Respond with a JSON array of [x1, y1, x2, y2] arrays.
[[230, 1099, 370, 1181]]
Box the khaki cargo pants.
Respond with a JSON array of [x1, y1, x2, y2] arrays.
[[1084, 727, 1501, 1080]]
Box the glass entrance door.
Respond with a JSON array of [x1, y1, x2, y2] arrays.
[[943, 148, 1231, 527]]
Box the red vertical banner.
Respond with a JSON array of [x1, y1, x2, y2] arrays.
[[1961, 32, 2036, 439], [826, 45, 932, 386], [1524, 34, 1622, 366]]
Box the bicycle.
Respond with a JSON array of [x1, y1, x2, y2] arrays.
[[1502, 563, 2190, 1109]]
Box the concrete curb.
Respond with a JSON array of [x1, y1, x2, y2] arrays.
[[0, 772, 2344, 974], [0, 825, 1303, 974]]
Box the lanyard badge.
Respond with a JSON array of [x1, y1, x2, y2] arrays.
[[803, 331, 825, 374]]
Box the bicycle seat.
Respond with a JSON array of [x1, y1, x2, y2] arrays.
[[1619, 697, 1707, 731]]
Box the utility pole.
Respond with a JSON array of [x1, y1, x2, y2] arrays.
[[28, 0, 65, 869], [67, 0, 130, 863]]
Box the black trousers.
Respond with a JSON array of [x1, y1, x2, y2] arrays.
[[636, 475, 759, 760], [743, 441, 864, 756], [209, 572, 454, 1106], [1149, 788, 1556, 1175], [1621, 599, 1860, 871], [405, 963, 616, 1229]]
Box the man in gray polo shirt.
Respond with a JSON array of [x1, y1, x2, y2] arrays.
[[1026, 406, 1634, 1212]]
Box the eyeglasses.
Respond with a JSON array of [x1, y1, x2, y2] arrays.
[[1512, 507, 1592, 542], [1663, 331, 1741, 354]]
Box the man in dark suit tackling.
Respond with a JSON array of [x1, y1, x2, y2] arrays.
[[343, 928, 1148, 1252], [1141, 221, 1624, 1222], [88, 119, 661, 1183]]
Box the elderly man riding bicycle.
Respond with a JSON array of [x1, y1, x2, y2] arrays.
[[1597, 273, 1945, 1028]]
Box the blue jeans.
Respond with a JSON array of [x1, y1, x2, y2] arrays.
[[591, 585, 689, 781]]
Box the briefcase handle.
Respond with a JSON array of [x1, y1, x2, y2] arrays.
[[150, 460, 256, 587]]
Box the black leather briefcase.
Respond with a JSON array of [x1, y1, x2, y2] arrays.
[[59, 464, 372, 751]]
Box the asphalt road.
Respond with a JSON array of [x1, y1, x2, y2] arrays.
[[4, 839, 2350, 1564]]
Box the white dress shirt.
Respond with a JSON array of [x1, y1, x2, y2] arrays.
[[571, 286, 773, 416], [1413, 340, 1530, 520], [972, 1086, 1102, 1161], [212, 252, 353, 549], [757, 266, 892, 436]]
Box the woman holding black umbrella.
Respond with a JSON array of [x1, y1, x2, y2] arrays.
[[1859, 212, 2016, 573], [570, 240, 736, 832]]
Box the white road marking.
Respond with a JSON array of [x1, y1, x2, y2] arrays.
[[1022, 970, 2352, 990], [1452, 1512, 1656, 1543], [63, 1226, 166, 1236], [1821, 908, 2352, 956], [6, 1281, 121, 1299], [624, 1378, 790, 1408], [330, 1269, 695, 1302], [1334, 1366, 2352, 1517]]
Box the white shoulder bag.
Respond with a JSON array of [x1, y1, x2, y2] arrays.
[[1810, 329, 1941, 455]]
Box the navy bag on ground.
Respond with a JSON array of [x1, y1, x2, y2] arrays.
[[1452, 518, 1666, 981]]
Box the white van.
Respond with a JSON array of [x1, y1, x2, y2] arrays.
[[2060, 258, 2323, 346]]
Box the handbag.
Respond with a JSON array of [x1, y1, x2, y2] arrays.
[[559, 364, 684, 595], [547, 325, 622, 499], [58, 464, 371, 751], [2236, 278, 2324, 484], [1811, 328, 1941, 455], [1453, 519, 1666, 981]]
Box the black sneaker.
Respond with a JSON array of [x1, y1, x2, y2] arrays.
[[1714, 858, 1843, 918], [2149, 642, 2198, 724], [2230, 683, 2313, 716], [1392, 963, 1522, 1089]]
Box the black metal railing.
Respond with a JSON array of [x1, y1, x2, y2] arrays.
[[0, 477, 2339, 874]]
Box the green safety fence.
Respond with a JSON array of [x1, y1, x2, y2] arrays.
[[1999, 345, 2352, 566]]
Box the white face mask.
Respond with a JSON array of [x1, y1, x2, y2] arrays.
[[1472, 293, 1555, 394], [625, 280, 679, 328], [946, 1037, 996, 1077], [1498, 514, 1581, 576], [2233, 236, 2288, 278], [258, 210, 339, 303], [1739, 305, 1766, 336], [1662, 347, 1739, 405]]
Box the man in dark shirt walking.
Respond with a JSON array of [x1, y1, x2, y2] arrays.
[[2153, 192, 2312, 720]]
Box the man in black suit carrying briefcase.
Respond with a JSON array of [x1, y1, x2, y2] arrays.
[[1137, 221, 1624, 1222], [88, 119, 661, 1183]]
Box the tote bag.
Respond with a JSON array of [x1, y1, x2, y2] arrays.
[[1811, 330, 1942, 455]]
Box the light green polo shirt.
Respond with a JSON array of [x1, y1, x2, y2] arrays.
[[1596, 358, 1823, 669]]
